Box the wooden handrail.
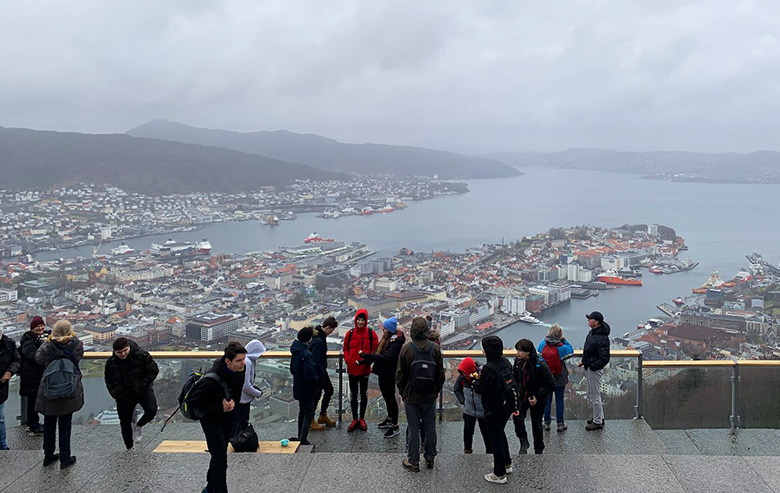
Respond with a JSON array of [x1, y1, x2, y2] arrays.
[[643, 360, 736, 368]]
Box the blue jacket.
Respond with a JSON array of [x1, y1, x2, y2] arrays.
[[537, 336, 574, 386], [454, 375, 486, 418], [290, 340, 318, 402]]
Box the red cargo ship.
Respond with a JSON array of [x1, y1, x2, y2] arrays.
[[597, 271, 643, 286]]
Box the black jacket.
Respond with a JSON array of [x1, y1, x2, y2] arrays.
[[0, 335, 21, 404], [104, 340, 159, 400], [290, 339, 318, 402], [472, 355, 512, 417], [360, 331, 406, 379], [582, 322, 611, 372], [187, 358, 245, 424], [310, 327, 329, 382], [512, 350, 555, 404], [18, 331, 46, 397]]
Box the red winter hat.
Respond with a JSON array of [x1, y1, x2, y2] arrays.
[[30, 316, 45, 330]]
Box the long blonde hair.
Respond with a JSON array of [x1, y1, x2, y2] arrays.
[[50, 320, 76, 343], [547, 324, 563, 339]]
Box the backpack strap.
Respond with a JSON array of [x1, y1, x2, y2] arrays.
[[53, 343, 82, 375], [203, 372, 231, 400], [345, 329, 353, 352]]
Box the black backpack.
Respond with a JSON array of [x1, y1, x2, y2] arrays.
[[230, 423, 259, 453], [408, 342, 436, 394], [160, 370, 230, 432], [484, 359, 521, 417]]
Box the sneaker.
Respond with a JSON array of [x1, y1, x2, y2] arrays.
[[402, 458, 420, 473], [133, 423, 143, 443], [484, 473, 507, 484], [378, 417, 393, 429], [464, 449, 473, 454], [347, 419, 360, 432], [426, 460, 434, 469], [557, 423, 568, 433], [43, 454, 59, 466], [60, 456, 77, 469], [359, 418, 367, 431], [310, 418, 324, 431], [383, 425, 400, 439], [318, 414, 336, 427], [587, 419, 605, 425], [288, 436, 301, 441], [27, 426, 44, 437], [543, 422, 551, 431], [505, 465, 513, 474], [585, 422, 604, 431]]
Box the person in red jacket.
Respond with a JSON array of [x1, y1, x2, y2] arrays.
[[343, 309, 378, 432]]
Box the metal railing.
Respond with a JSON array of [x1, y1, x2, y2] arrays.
[[22, 348, 776, 432]]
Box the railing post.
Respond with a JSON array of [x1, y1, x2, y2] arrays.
[[20, 395, 27, 427], [634, 353, 643, 420], [730, 362, 740, 433], [338, 354, 344, 427], [438, 391, 443, 423]]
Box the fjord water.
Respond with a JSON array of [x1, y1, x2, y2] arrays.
[[43, 167, 780, 346]]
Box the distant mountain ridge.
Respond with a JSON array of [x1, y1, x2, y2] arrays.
[[486, 148, 780, 184], [0, 126, 346, 194], [127, 119, 521, 180]]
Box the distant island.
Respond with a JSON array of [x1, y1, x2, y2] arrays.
[[487, 148, 780, 184]]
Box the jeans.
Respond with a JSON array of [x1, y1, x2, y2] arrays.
[[463, 413, 491, 453], [43, 414, 72, 462], [404, 401, 436, 465], [316, 376, 334, 415], [348, 375, 368, 420], [586, 368, 604, 424], [201, 418, 232, 493], [26, 396, 41, 430], [513, 401, 545, 453], [544, 385, 566, 424], [297, 398, 316, 444], [485, 412, 510, 477], [378, 374, 399, 424], [232, 402, 251, 439], [116, 388, 158, 449], [0, 402, 6, 449]]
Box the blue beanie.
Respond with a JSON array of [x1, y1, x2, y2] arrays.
[[382, 316, 397, 333]]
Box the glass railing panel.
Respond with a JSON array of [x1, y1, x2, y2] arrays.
[[736, 365, 780, 429]]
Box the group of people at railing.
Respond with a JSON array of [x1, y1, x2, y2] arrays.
[[0, 309, 612, 491]]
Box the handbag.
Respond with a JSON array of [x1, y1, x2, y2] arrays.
[[230, 423, 259, 453]]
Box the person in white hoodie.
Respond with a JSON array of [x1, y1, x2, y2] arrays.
[[232, 339, 266, 437]]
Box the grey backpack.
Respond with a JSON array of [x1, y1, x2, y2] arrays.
[[41, 345, 81, 399]]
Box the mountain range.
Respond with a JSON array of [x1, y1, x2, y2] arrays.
[[127, 119, 520, 180]]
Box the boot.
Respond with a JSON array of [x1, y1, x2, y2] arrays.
[[310, 419, 324, 431], [318, 414, 336, 427]]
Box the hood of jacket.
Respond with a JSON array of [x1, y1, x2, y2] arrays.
[[411, 322, 430, 341], [353, 309, 369, 330], [544, 335, 561, 346], [458, 357, 478, 381], [592, 321, 611, 337], [290, 339, 310, 358], [245, 339, 266, 361]]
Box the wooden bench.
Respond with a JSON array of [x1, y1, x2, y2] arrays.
[[153, 440, 300, 454]]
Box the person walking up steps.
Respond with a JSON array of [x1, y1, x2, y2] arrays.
[[343, 309, 378, 432]]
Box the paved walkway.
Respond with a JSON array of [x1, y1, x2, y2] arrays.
[[1, 421, 779, 492]]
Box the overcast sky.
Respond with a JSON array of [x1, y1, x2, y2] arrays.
[[2, 0, 780, 153]]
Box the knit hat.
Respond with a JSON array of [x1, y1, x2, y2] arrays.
[[30, 316, 45, 330], [382, 316, 397, 334]]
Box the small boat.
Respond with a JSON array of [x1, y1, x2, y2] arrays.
[[110, 243, 135, 255], [518, 312, 541, 324], [673, 296, 684, 306], [304, 232, 335, 244]]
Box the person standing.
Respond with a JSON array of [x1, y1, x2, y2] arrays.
[[187, 342, 246, 493], [234, 339, 266, 437], [19, 317, 46, 436], [580, 311, 611, 431], [537, 324, 574, 432], [0, 326, 21, 450], [311, 317, 337, 429], [290, 327, 318, 446], [512, 339, 554, 455], [35, 320, 83, 469], [104, 337, 159, 450], [473, 335, 513, 485], [396, 317, 444, 472], [453, 357, 491, 454], [358, 316, 405, 438], [343, 309, 378, 432]]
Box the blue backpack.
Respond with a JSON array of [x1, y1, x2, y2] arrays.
[[41, 345, 81, 399]]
